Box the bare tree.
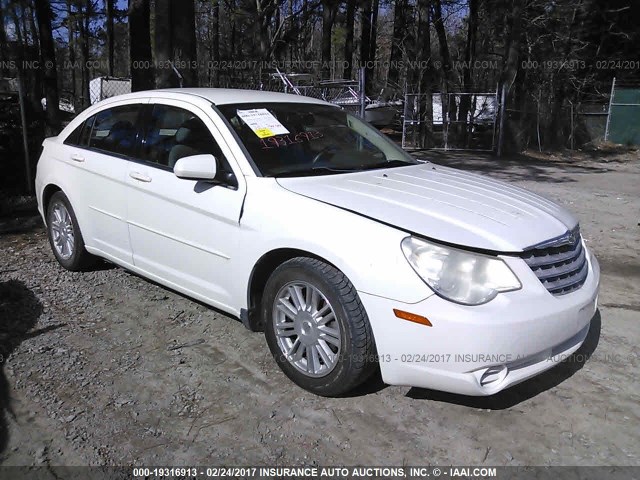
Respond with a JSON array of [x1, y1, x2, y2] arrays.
[[77, 0, 93, 109], [129, 0, 153, 91], [416, 0, 434, 148], [321, 0, 339, 79], [252, 0, 278, 60], [33, 0, 61, 135], [0, 2, 8, 77], [457, 0, 478, 130], [106, 0, 114, 76], [368, 0, 379, 90], [387, 0, 407, 86], [211, 0, 220, 86], [343, 0, 356, 79], [497, 0, 524, 156], [173, 0, 198, 86], [432, 0, 456, 123], [154, 0, 175, 87], [360, 0, 372, 91]]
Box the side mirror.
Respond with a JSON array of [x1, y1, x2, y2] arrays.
[[173, 154, 218, 180]]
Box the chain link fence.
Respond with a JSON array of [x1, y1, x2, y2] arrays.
[[88, 77, 132, 106], [605, 80, 640, 146], [204, 70, 371, 119], [402, 92, 498, 151]]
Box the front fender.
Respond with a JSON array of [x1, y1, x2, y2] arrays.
[[234, 178, 433, 307]]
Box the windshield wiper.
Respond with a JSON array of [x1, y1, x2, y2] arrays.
[[273, 166, 359, 178], [360, 159, 414, 170], [273, 160, 413, 178]]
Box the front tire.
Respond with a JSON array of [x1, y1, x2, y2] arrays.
[[46, 192, 96, 271], [263, 257, 376, 396]]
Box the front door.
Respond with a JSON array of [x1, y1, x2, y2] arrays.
[[125, 100, 246, 311]]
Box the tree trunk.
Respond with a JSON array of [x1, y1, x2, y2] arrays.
[[548, 3, 580, 148], [368, 0, 379, 92], [154, 0, 174, 88], [28, 4, 41, 51], [129, 0, 154, 91], [66, 0, 77, 106], [387, 0, 406, 86], [360, 0, 372, 65], [106, 0, 115, 76], [255, 0, 275, 61], [321, 0, 338, 79], [343, 0, 356, 79], [211, 0, 220, 86], [230, 7, 237, 60], [287, 0, 294, 63], [458, 0, 478, 130], [34, 0, 61, 135], [10, 2, 36, 111], [26, 3, 43, 111], [497, 0, 524, 156], [433, 0, 456, 127], [172, 0, 198, 86], [79, 0, 91, 109], [21, 5, 30, 47], [0, 2, 9, 77], [416, 0, 433, 148]]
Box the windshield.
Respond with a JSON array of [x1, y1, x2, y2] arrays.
[[216, 102, 417, 177]]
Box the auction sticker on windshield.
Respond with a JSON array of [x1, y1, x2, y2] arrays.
[[237, 108, 290, 138]]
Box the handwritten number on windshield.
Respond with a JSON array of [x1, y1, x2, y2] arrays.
[[259, 131, 324, 149]]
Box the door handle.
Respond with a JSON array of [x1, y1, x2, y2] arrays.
[[129, 171, 152, 183], [70, 153, 85, 162]]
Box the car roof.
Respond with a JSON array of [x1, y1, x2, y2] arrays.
[[101, 88, 334, 107]]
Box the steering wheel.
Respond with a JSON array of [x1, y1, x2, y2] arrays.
[[311, 146, 338, 165]]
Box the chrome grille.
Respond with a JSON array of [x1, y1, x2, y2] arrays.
[[521, 229, 588, 296]]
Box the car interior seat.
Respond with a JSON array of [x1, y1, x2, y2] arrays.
[[168, 118, 213, 168], [106, 120, 136, 154]]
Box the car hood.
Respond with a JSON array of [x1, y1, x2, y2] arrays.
[[276, 163, 578, 252]]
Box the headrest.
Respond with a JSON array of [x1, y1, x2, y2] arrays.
[[111, 120, 133, 132], [175, 118, 206, 144]]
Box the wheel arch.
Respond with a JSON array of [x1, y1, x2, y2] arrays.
[[244, 248, 341, 332], [42, 183, 63, 223]]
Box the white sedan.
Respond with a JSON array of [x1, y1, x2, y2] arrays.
[[35, 89, 600, 397]]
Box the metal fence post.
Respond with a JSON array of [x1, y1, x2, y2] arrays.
[[490, 84, 498, 153], [17, 69, 32, 194], [604, 77, 615, 142], [402, 92, 409, 149], [358, 67, 366, 119], [569, 101, 574, 151]]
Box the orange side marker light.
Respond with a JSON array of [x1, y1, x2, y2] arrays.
[[393, 309, 432, 327]]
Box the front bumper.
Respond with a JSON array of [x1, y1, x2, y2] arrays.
[[360, 247, 600, 396]]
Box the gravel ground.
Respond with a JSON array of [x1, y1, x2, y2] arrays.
[[0, 149, 638, 468]]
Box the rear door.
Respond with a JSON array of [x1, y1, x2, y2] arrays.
[[125, 99, 246, 310], [63, 101, 146, 265]]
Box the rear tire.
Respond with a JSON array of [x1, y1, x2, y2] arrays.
[[263, 257, 376, 396], [46, 192, 96, 271]]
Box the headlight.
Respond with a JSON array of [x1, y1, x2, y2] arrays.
[[401, 236, 521, 305]]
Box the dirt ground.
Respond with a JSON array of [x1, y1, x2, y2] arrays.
[[0, 149, 638, 468]]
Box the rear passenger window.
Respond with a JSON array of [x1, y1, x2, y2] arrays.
[[64, 115, 94, 147], [89, 105, 141, 156], [64, 123, 82, 146], [142, 104, 227, 169]]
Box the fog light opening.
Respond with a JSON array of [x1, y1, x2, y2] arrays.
[[479, 365, 508, 387]]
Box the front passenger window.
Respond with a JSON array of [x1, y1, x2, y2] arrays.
[[142, 105, 228, 169]]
